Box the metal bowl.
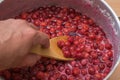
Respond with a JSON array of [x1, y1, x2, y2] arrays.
[[0, 0, 120, 80]]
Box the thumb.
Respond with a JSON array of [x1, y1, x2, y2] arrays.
[[32, 31, 50, 48]]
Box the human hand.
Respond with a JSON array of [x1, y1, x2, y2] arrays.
[[0, 19, 49, 70]]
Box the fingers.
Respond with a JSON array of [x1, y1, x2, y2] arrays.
[[16, 19, 50, 48], [19, 54, 40, 67], [39, 32, 50, 48], [12, 19, 50, 49], [28, 23, 40, 30]]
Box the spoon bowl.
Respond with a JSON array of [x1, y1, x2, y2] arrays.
[[30, 36, 74, 61]]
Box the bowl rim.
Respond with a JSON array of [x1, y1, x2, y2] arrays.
[[101, 0, 120, 80]]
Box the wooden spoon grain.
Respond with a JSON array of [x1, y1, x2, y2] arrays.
[[30, 36, 74, 61]]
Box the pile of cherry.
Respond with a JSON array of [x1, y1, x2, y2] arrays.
[[0, 6, 113, 80]]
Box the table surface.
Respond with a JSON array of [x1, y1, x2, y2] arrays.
[[105, 0, 120, 80], [106, 0, 120, 16]]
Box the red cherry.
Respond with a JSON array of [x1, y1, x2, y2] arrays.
[[95, 73, 102, 80], [58, 65, 65, 72], [105, 42, 112, 49], [72, 67, 80, 76], [81, 59, 87, 66], [21, 12, 28, 19], [107, 50, 113, 57], [88, 67, 95, 75], [3, 70, 11, 79], [81, 69, 87, 75], [60, 74, 67, 80], [99, 63, 105, 70], [34, 19, 40, 26], [36, 71, 44, 79], [65, 68, 71, 75]]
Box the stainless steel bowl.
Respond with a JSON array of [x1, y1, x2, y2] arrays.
[[0, 0, 120, 80]]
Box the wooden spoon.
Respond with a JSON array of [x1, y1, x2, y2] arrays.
[[30, 36, 74, 61]]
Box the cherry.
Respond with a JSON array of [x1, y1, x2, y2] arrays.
[[32, 13, 38, 19], [91, 52, 98, 59], [105, 42, 112, 49], [31, 77, 36, 80], [57, 40, 65, 48], [63, 50, 71, 58], [64, 41, 71, 46], [81, 59, 87, 66], [102, 54, 109, 62], [98, 43, 104, 50], [34, 19, 40, 26], [69, 13, 76, 19], [96, 35, 103, 41], [70, 61, 77, 67], [39, 64, 45, 71], [104, 67, 110, 74], [107, 50, 113, 57], [99, 63, 105, 70], [88, 19, 94, 25], [65, 68, 71, 75], [94, 65, 100, 73], [89, 33, 95, 40], [57, 32, 63, 36], [62, 46, 69, 51], [83, 52, 89, 58], [81, 69, 87, 75], [106, 60, 112, 68], [85, 45, 92, 52], [3, 70, 11, 79], [55, 73, 61, 79], [21, 12, 28, 19], [82, 23, 89, 32], [50, 59, 57, 64], [63, 28, 69, 33], [93, 59, 100, 65], [72, 67, 80, 76], [48, 76, 55, 80], [60, 74, 67, 80], [67, 36, 74, 43], [40, 22, 47, 27], [69, 46, 75, 52], [95, 73, 102, 80], [12, 74, 22, 80], [46, 64, 53, 71], [36, 71, 44, 79], [88, 67, 95, 75], [58, 65, 65, 72], [73, 40, 79, 45], [69, 8, 75, 14], [68, 76, 74, 80], [85, 75, 91, 80]]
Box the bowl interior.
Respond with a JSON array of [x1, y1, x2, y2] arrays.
[[0, 0, 120, 79]]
